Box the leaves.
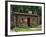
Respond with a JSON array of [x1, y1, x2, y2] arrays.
[[11, 5, 41, 16]]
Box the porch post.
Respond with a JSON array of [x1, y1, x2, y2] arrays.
[[14, 16, 15, 25]]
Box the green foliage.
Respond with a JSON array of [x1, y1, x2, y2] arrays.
[[11, 24, 15, 29], [11, 5, 41, 16], [32, 21, 38, 28], [16, 24, 28, 28]]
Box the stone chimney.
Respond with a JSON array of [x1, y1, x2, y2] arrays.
[[28, 11, 32, 14]]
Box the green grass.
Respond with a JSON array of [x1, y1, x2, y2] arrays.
[[15, 22, 41, 32], [15, 27, 42, 32], [12, 21, 41, 32]]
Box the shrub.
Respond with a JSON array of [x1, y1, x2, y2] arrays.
[[32, 21, 38, 28], [16, 24, 28, 28], [11, 24, 15, 29]]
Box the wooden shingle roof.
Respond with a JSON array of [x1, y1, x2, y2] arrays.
[[14, 12, 39, 17]]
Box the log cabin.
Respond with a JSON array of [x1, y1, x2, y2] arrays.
[[11, 11, 41, 29]]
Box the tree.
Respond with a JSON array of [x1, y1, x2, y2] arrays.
[[11, 5, 41, 16]]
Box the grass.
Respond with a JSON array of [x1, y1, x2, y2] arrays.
[[15, 27, 42, 32], [11, 21, 42, 32]]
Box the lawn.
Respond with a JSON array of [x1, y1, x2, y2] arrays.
[[11, 22, 42, 32], [15, 27, 42, 32]]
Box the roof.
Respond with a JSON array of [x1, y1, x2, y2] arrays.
[[14, 12, 39, 17]]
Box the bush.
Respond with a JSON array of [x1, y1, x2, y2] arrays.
[[16, 24, 28, 28], [32, 21, 38, 28], [11, 24, 15, 29]]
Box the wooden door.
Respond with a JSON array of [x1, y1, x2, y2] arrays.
[[27, 18, 30, 27], [27, 17, 32, 28]]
